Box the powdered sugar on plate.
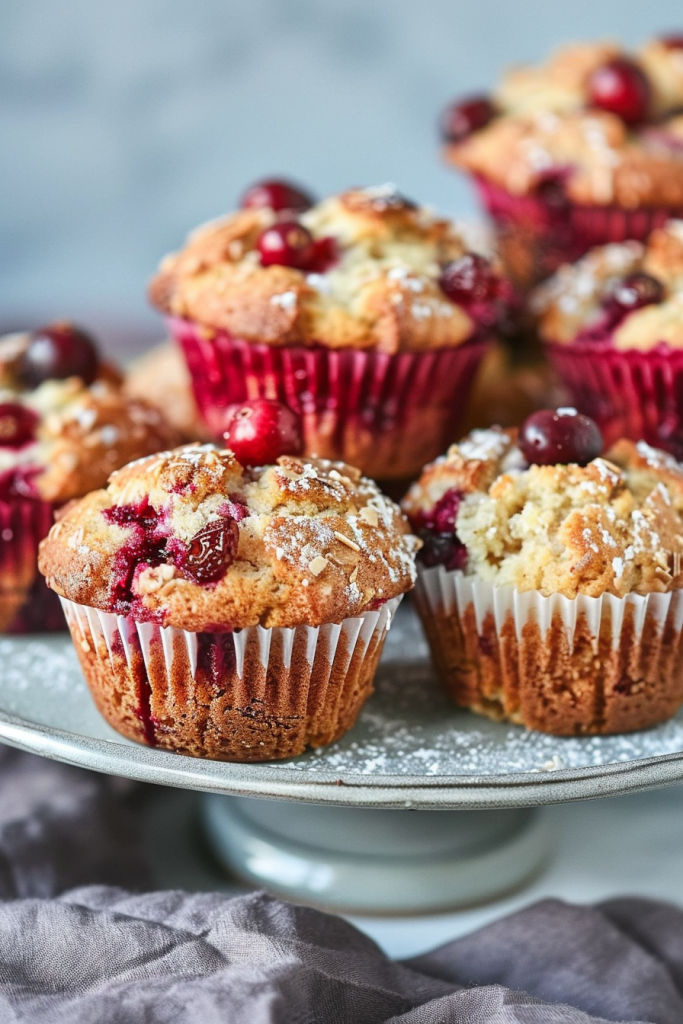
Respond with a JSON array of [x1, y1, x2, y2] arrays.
[[277, 601, 683, 776]]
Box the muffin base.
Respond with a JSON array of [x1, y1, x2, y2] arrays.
[[547, 340, 683, 458], [61, 598, 400, 761], [0, 496, 57, 633], [170, 316, 490, 480], [415, 567, 683, 736], [474, 176, 682, 290]]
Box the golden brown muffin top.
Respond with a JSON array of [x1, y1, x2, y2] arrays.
[[403, 426, 683, 599], [533, 220, 683, 350], [0, 332, 182, 504], [39, 444, 419, 629], [445, 39, 683, 207], [148, 185, 508, 353]]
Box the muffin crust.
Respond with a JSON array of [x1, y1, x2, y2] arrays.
[[40, 445, 419, 630], [149, 185, 483, 353], [446, 40, 683, 208]]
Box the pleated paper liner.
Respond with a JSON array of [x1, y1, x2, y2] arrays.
[[415, 565, 683, 736], [547, 340, 683, 457], [61, 595, 402, 762], [0, 495, 62, 633], [169, 315, 491, 481], [474, 175, 682, 290]]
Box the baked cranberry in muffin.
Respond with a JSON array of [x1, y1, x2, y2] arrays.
[[40, 444, 419, 760], [148, 183, 515, 480]]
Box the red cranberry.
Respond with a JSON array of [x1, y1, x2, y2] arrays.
[[419, 532, 468, 572], [603, 272, 664, 323], [18, 322, 99, 389], [241, 179, 314, 213], [0, 403, 39, 449], [222, 399, 304, 467], [308, 236, 339, 273], [440, 95, 496, 143], [587, 58, 651, 125], [410, 488, 469, 572], [439, 253, 498, 306], [519, 409, 603, 466], [182, 517, 239, 583], [257, 221, 316, 270]]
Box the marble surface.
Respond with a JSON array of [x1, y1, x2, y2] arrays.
[[141, 782, 683, 959]]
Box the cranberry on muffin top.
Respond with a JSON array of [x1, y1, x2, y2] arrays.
[[39, 445, 420, 630], [532, 219, 683, 349], [403, 415, 683, 599], [0, 325, 182, 504], [148, 183, 513, 352], [442, 38, 683, 208]]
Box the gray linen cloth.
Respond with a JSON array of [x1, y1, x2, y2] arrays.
[[0, 747, 681, 1023]]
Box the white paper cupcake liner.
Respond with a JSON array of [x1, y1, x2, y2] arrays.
[[415, 565, 683, 653], [414, 565, 683, 735], [60, 595, 401, 761]]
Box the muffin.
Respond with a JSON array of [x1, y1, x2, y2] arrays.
[[534, 220, 683, 455], [0, 323, 181, 632], [441, 37, 683, 289], [148, 180, 514, 481], [39, 443, 419, 761], [403, 410, 683, 735]]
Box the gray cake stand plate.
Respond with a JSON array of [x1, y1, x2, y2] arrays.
[[2, 601, 683, 913]]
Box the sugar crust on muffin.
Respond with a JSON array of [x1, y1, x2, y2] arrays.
[[40, 444, 420, 630], [403, 426, 683, 599], [445, 40, 683, 207], [533, 220, 683, 349], [148, 185, 481, 353]]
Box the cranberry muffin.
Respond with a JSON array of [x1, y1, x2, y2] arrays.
[[0, 323, 181, 632], [441, 37, 683, 288], [148, 180, 514, 480], [39, 443, 419, 761], [403, 410, 683, 735], [534, 220, 683, 455]]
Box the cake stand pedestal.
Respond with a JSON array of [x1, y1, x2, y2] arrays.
[[202, 797, 549, 913]]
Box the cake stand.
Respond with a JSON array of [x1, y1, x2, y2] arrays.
[[3, 601, 683, 913]]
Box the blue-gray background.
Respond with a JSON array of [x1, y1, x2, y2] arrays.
[[2, 0, 681, 352]]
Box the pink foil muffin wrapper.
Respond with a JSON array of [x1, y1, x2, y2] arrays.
[[474, 176, 683, 287], [60, 595, 402, 755], [0, 496, 61, 634], [415, 565, 683, 652], [168, 316, 491, 480], [547, 340, 683, 456]]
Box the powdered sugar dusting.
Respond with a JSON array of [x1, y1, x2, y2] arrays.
[[276, 603, 683, 776]]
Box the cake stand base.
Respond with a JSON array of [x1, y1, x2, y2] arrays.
[[202, 795, 551, 914]]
